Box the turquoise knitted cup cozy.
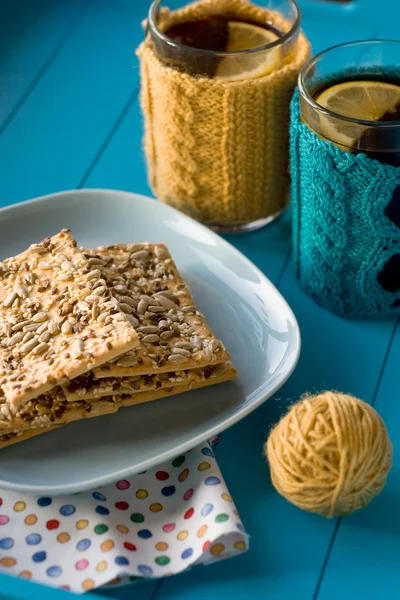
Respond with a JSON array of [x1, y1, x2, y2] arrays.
[[290, 90, 400, 317]]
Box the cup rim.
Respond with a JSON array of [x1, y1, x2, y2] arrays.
[[298, 39, 400, 128], [148, 0, 301, 58]]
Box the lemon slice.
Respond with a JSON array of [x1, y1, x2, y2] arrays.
[[316, 81, 400, 147], [215, 22, 280, 82]]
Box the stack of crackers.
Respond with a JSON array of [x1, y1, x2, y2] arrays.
[[0, 230, 236, 450]]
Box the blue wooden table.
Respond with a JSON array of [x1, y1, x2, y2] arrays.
[[0, 0, 399, 598]]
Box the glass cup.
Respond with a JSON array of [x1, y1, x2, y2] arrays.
[[292, 40, 400, 316], [299, 40, 400, 166], [138, 0, 310, 232]]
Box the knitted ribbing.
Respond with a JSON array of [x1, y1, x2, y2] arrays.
[[290, 91, 400, 316], [137, 0, 310, 225]]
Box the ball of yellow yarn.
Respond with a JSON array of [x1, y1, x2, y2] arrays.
[[265, 392, 393, 518]]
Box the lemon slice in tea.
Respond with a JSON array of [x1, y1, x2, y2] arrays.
[[316, 80, 400, 148], [215, 22, 280, 82]]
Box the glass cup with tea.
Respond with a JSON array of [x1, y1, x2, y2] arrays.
[[138, 0, 310, 232], [292, 40, 400, 316]]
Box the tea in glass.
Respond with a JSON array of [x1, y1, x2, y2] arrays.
[[294, 40, 400, 314], [139, 0, 310, 232], [299, 41, 400, 166]]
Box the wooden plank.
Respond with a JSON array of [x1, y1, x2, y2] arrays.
[[0, 0, 87, 131], [0, 0, 147, 207]]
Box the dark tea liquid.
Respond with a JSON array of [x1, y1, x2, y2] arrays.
[[312, 73, 400, 166], [165, 16, 283, 52], [161, 16, 283, 77]]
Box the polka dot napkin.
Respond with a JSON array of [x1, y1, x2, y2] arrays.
[[0, 441, 248, 593]]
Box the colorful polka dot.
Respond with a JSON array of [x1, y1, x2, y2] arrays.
[[162, 486, 176, 497], [178, 468, 189, 482], [183, 488, 194, 501], [100, 540, 115, 552], [210, 543, 225, 555], [24, 514, 37, 526], [118, 525, 129, 534], [76, 559, 89, 570], [76, 519, 89, 530], [155, 556, 170, 566], [77, 538, 91, 551], [26, 534, 41, 545], [236, 522, 245, 532], [59, 505, 75, 517], [19, 570, 32, 579], [96, 561, 108, 572], [130, 513, 144, 523], [162, 523, 175, 533], [221, 493, 232, 502], [0, 499, 2, 506], [150, 503, 163, 512], [205, 476, 221, 485], [116, 479, 130, 490], [172, 455, 185, 467], [181, 548, 193, 559], [92, 492, 106, 501], [46, 520, 59, 530], [138, 529, 152, 539], [124, 542, 136, 551], [0, 557, 16, 567], [136, 489, 148, 499], [47, 566, 62, 577], [203, 540, 211, 551], [13, 501, 26, 512], [95, 505, 109, 515], [156, 471, 169, 481], [177, 530, 188, 541], [57, 532, 70, 544], [201, 447, 213, 457], [37, 497, 52, 507], [0, 537, 14, 549], [94, 524, 108, 535], [184, 508, 194, 519], [0, 515, 9, 525], [197, 524, 208, 538], [215, 513, 229, 523], [201, 503, 214, 516], [198, 462, 211, 471], [82, 579, 95, 591], [115, 501, 129, 511], [138, 564, 153, 576], [155, 542, 169, 551], [59, 585, 70, 591], [115, 556, 129, 566], [235, 541, 247, 551], [32, 551, 46, 563]]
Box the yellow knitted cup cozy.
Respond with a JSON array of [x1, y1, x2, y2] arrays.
[[137, 0, 311, 226]]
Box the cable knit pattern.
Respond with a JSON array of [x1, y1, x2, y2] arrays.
[[290, 91, 400, 316], [137, 0, 310, 225]]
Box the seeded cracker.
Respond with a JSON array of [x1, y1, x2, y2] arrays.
[[0, 362, 236, 442], [0, 362, 236, 433], [0, 426, 61, 450], [0, 230, 138, 407], [84, 243, 231, 378], [62, 362, 233, 401]]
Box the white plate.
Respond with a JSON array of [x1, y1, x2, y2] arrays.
[[0, 190, 300, 494]]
